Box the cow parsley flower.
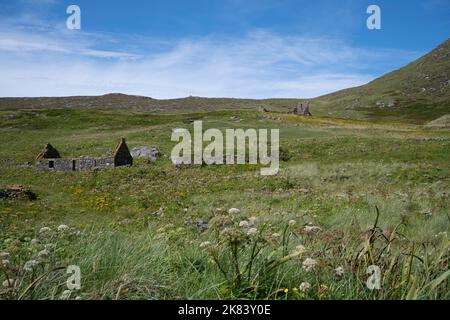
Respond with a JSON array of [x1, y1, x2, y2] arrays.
[[228, 208, 241, 215], [39, 227, 52, 234], [288, 220, 296, 226], [38, 249, 50, 258], [239, 221, 249, 228], [1, 259, 10, 268], [246, 228, 258, 236], [200, 241, 211, 248], [294, 245, 306, 254], [272, 233, 281, 238], [302, 258, 317, 272], [0, 252, 10, 258], [303, 226, 321, 234], [299, 282, 311, 292], [57, 224, 69, 232], [335, 266, 345, 277], [24, 260, 39, 272]]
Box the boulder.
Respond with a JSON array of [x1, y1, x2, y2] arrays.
[[130, 146, 161, 161]]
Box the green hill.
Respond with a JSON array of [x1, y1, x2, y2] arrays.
[[313, 38, 450, 123]]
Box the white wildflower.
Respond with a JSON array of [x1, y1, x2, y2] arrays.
[[299, 282, 311, 292], [30, 238, 39, 245], [239, 221, 249, 228], [38, 249, 50, 258], [0, 252, 10, 258], [228, 208, 241, 215], [272, 233, 281, 238], [200, 241, 211, 248], [39, 227, 52, 234], [303, 226, 321, 234], [246, 228, 258, 236], [60, 290, 72, 300], [294, 245, 306, 254], [1, 259, 10, 267], [24, 260, 39, 272], [288, 220, 296, 226], [335, 266, 345, 277], [302, 258, 317, 272], [57, 224, 69, 232]]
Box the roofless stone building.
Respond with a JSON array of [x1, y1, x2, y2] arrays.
[[35, 138, 133, 172]]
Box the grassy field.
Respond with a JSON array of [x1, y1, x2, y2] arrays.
[[0, 108, 449, 300]]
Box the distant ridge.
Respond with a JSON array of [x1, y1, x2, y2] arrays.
[[0, 93, 302, 113]]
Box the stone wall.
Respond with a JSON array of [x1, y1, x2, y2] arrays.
[[35, 159, 74, 172], [36, 156, 117, 172]]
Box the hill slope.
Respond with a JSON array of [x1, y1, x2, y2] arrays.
[[0, 93, 300, 113], [313, 38, 450, 123]]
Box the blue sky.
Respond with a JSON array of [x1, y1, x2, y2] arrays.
[[0, 0, 448, 98]]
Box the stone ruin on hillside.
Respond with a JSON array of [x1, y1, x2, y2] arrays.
[[35, 138, 133, 172], [292, 101, 312, 116]]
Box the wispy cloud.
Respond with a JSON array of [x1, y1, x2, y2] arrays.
[[0, 21, 421, 98]]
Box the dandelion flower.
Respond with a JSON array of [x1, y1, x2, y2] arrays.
[[239, 221, 249, 228], [57, 224, 69, 232], [288, 220, 296, 226], [302, 258, 317, 272], [283, 288, 289, 294], [24, 260, 39, 272], [228, 208, 241, 215], [299, 282, 311, 292], [335, 266, 345, 277], [39, 227, 52, 234], [246, 228, 258, 236]]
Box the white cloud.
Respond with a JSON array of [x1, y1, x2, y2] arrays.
[[0, 27, 421, 98]]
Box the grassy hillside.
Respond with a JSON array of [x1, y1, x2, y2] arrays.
[[313, 38, 450, 123], [0, 108, 449, 300], [0, 93, 299, 114]]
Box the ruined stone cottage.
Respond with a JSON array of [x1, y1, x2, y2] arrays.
[[35, 138, 133, 172], [292, 101, 312, 116]]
